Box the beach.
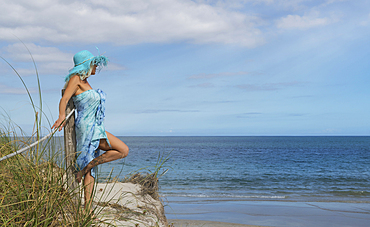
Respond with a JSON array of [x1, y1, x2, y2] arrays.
[[165, 198, 370, 227], [168, 219, 263, 227], [91, 182, 370, 227], [91, 182, 265, 226]]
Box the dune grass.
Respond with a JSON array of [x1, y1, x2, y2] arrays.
[[0, 129, 99, 226], [0, 45, 97, 226]]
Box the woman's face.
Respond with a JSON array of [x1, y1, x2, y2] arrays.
[[91, 65, 97, 75]]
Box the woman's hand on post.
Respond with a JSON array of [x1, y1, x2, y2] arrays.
[[52, 116, 66, 131]]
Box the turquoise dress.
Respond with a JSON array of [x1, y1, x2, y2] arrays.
[[72, 89, 110, 178]]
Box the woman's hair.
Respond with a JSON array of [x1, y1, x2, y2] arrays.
[[63, 63, 96, 89]]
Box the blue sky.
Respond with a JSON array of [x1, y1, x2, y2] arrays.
[[0, 0, 370, 136]]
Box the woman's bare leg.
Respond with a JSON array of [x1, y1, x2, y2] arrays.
[[76, 131, 129, 183], [84, 170, 94, 213], [77, 131, 128, 216]]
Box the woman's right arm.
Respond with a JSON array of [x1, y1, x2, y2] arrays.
[[52, 75, 80, 131]]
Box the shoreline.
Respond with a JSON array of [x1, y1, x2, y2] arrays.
[[162, 195, 370, 203]]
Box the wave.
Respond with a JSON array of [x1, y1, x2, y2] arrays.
[[161, 193, 287, 199], [330, 190, 370, 196]]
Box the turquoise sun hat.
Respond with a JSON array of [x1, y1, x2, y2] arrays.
[[65, 50, 108, 82]]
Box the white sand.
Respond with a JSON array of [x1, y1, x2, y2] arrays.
[[91, 182, 167, 227], [89, 183, 263, 227]]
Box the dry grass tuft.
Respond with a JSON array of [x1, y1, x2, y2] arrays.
[[124, 172, 160, 200]]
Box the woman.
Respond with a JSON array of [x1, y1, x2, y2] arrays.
[[52, 50, 129, 214]]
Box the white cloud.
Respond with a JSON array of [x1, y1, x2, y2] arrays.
[[0, 83, 36, 94], [1, 43, 72, 75], [236, 81, 302, 91], [189, 82, 215, 88], [276, 12, 337, 29], [0, 0, 264, 47], [1, 43, 125, 76], [195, 0, 274, 9], [188, 71, 250, 79], [321, 0, 348, 7], [360, 13, 370, 26], [3, 43, 71, 63]]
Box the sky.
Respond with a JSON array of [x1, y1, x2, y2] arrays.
[[0, 0, 370, 136]]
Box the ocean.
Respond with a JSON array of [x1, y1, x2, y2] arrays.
[[98, 136, 370, 203], [42, 136, 370, 225]]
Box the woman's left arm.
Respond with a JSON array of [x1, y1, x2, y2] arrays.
[[51, 76, 80, 131]]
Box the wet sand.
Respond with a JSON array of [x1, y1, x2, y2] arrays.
[[168, 219, 266, 227], [168, 219, 265, 227], [165, 198, 370, 227]]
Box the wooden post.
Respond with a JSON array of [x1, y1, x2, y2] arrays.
[[62, 90, 80, 203]]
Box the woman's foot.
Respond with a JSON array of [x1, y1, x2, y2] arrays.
[[86, 204, 100, 221], [76, 170, 84, 183]]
